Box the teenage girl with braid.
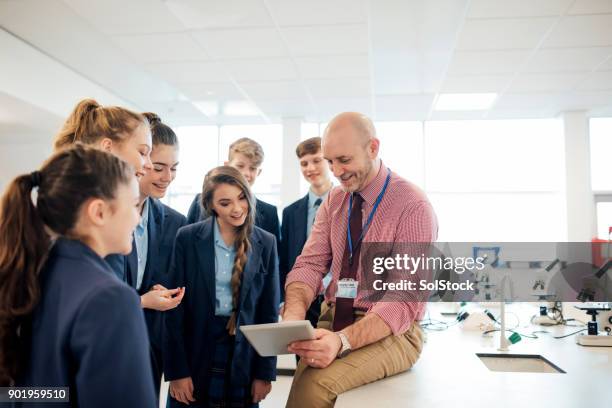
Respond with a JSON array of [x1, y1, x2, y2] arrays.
[[164, 166, 279, 407], [0, 145, 156, 406]]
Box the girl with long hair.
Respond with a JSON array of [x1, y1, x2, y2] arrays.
[[54, 98, 153, 179], [164, 166, 279, 407], [134, 112, 187, 397], [0, 144, 156, 406], [54, 99, 183, 312]]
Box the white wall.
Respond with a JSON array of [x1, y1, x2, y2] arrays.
[[0, 138, 52, 193]]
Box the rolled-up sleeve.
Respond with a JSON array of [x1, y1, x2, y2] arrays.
[[372, 201, 438, 335]]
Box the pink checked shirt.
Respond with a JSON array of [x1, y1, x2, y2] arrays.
[[285, 161, 438, 335]]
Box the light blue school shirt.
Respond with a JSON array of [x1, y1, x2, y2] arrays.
[[134, 198, 149, 290], [307, 189, 332, 290], [214, 218, 235, 316], [306, 189, 329, 237]]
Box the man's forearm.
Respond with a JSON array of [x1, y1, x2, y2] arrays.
[[342, 313, 392, 350], [283, 282, 315, 320]]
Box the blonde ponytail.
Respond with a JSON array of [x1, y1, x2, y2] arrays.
[[54, 98, 146, 151]]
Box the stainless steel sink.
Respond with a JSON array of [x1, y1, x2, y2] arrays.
[[476, 353, 565, 373]]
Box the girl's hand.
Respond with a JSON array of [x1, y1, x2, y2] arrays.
[[251, 379, 272, 404], [169, 376, 195, 405], [140, 287, 185, 311]]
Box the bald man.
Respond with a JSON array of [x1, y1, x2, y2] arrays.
[[282, 112, 438, 407]]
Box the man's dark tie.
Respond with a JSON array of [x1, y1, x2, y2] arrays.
[[312, 198, 322, 226], [333, 193, 363, 332]]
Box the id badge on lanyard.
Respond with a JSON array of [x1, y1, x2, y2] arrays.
[[336, 278, 359, 299]]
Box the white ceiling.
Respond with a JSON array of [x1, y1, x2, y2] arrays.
[[0, 0, 611, 127]]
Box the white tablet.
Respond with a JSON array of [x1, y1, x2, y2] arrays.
[[239, 320, 316, 356]]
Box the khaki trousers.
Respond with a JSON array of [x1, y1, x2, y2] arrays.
[[285, 302, 424, 408]]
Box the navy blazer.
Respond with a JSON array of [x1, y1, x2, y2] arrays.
[[164, 218, 279, 394], [279, 194, 309, 300], [105, 199, 186, 349], [186, 193, 280, 244], [17, 238, 156, 407]]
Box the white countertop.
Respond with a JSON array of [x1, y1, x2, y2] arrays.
[[336, 304, 612, 408]]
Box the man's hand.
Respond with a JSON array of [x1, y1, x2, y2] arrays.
[[251, 379, 272, 403], [287, 328, 342, 368], [169, 376, 195, 405], [141, 286, 185, 311]]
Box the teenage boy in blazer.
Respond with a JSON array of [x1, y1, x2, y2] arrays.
[[279, 137, 333, 330], [186, 137, 280, 244]]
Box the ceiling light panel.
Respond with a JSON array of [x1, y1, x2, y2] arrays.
[[223, 100, 261, 116]]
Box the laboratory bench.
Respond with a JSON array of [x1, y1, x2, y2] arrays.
[[336, 303, 612, 407]]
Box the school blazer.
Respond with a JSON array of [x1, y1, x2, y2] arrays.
[[186, 193, 281, 244], [105, 199, 186, 349], [279, 194, 309, 300], [17, 238, 156, 407], [163, 218, 279, 391]]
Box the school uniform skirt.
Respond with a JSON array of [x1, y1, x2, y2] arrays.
[[207, 315, 254, 408], [168, 316, 255, 408]]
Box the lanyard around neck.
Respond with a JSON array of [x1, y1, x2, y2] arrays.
[[347, 168, 391, 266]]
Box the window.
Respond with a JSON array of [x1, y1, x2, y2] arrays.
[[376, 121, 424, 188], [591, 118, 612, 238], [163, 125, 219, 215], [590, 118, 612, 192], [596, 199, 612, 240], [162, 118, 568, 242], [219, 125, 283, 207], [301, 122, 323, 141], [425, 120, 564, 192], [165, 124, 284, 214], [424, 119, 565, 241], [429, 192, 566, 242]]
